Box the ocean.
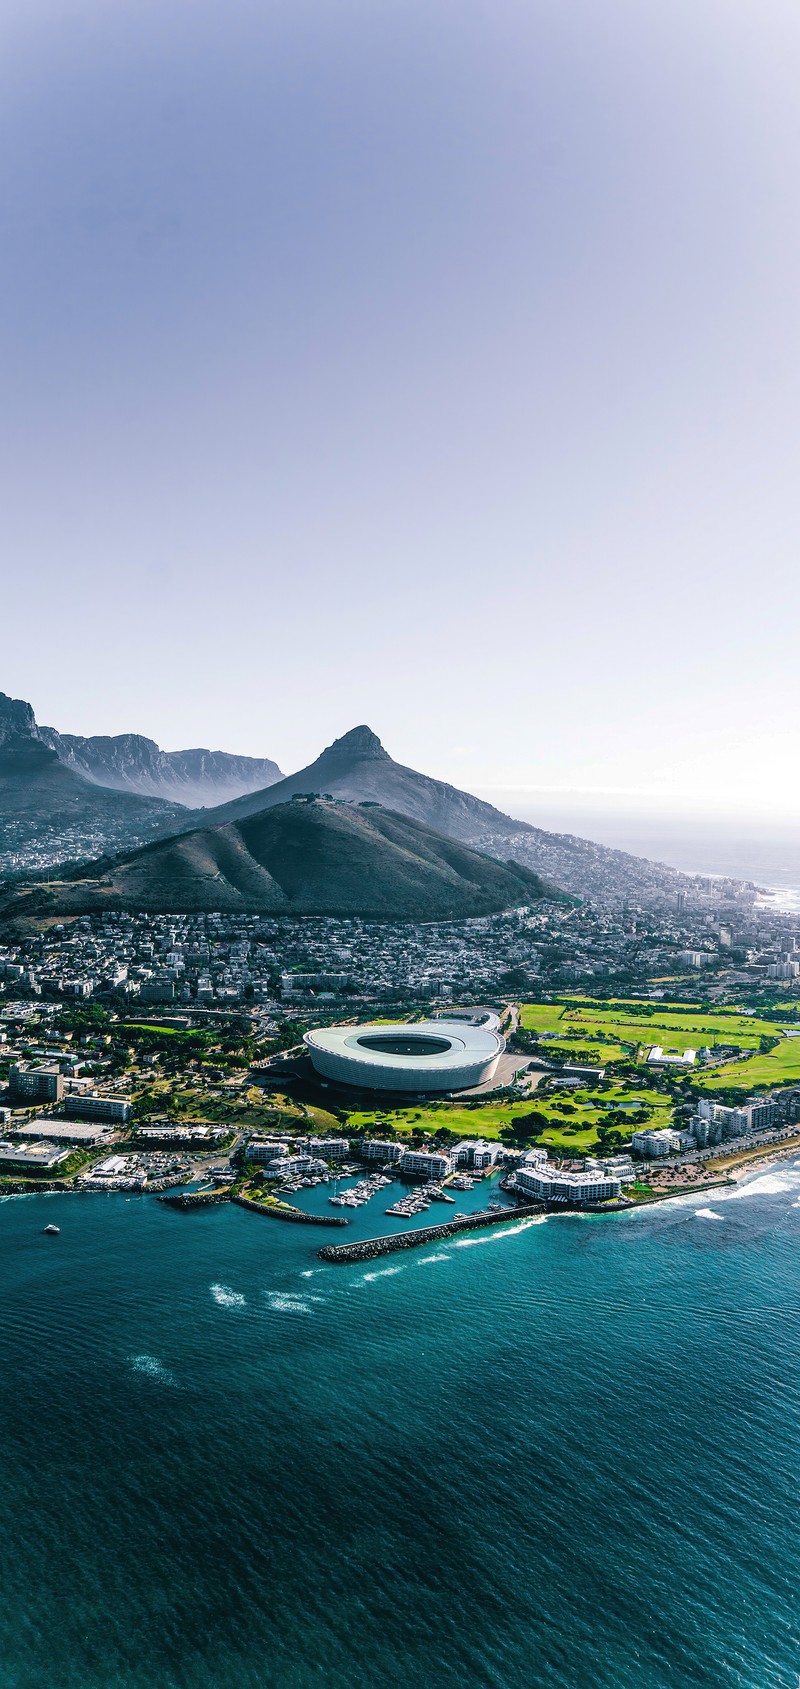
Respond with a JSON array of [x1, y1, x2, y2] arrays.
[[2, 1171, 800, 1689], [478, 794, 800, 908]]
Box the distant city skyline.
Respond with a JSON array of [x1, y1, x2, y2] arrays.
[[2, 0, 799, 816]]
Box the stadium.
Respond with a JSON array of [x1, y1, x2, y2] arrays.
[[304, 1013, 505, 1095]]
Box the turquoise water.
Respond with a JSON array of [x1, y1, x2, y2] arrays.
[[2, 1167, 800, 1688]]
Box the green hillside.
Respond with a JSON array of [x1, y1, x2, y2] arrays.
[[0, 799, 558, 923]]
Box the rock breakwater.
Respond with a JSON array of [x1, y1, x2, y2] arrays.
[[318, 1204, 544, 1263], [233, 1194, 348, 1226]]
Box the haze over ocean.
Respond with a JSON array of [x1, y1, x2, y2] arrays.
[[481, 796, 800, 900], [2, 1171, 800, 1689]]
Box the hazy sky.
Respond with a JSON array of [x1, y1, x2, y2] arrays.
[[2, 0, 799, 816]]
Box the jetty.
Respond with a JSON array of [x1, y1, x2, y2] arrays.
[[233, 1194, 348, 1226], [159, 1187, 231, 1209], [317, 1203, 544, 1263]]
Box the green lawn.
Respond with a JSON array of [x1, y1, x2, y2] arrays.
[[346, 1082, 672, 1152], [693, 1041, 800, 1095], [520, 999, 787, 1052], [520, 995, 800, 1098]]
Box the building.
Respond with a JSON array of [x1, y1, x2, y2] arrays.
[[452, 1139, 501, 1170], [361, 1140, 403, 1163], [266, 1154, 323, 1177], [14, 1119, 111, 1147], [9, 1064, 64, 1103], [138, 1124, 227, 1145], [245, 1139, 290, 1164], [646, 1046, 696, 1068], [304, 1020, 505, 1095], [693, 1096, 779, 1144], [64, 1094, 133, 1124], [0, 1140, 72, 1171], [398, 1149, 453, 1181], [632, 1127, 684, 1158], [303, 1137, 350, 1159], [515, 1164, 621, 1203], [91, 1154, 131, 1177], [518, 1146, 549, 1169], [281, 972, 352, 998], [139, 981, 175, 1003]]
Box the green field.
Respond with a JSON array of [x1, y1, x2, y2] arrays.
[[519, 998, 800, 1094], [693, 1041, 800, 1095], [347, 1083, 673, 1152], [519, 1000, 785, 1049]]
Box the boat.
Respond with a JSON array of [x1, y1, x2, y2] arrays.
[[43, 1224, 60, 1235]]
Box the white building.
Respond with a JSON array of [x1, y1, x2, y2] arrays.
[[632, 1127, 683, 1158], [399, 1149, 453, 1181], [246, 1139, 289, 1164], [265, 1154, 323, 1177], [452, 1139, 501, 1170], [65, 1094, 133, 1123], [515, 1164, 621, 1203], [15, 1118, 111, 1147], [361, 1140, 403, 1163], [646, 1046, 696, 1068], [303, 1137, 350, 1159]]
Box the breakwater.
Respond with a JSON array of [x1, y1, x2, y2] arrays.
[[159, 1188, 231, 1209], [233, 1194, 348, 1227], [318, 1203, 544, 1263]]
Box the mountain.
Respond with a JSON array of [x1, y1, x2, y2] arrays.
[[0, 690, 282, 808], [38, 728, 282, 806], [0, 689, 284, 871], [190, 725, 537, 837], [0, 731, 183, 865], [185, 726, 682, 906], [0, 799, 557, 922]]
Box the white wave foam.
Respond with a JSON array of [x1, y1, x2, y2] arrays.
[[129, 1353, 176, 1386], [694, 1208, 723, 1221], [716, 1174, 797, 1202], [418, 1253, 449, 1264], [361, 1266, 404, 1282], [267, 1293, 311, 1313], [454, 1218, 546, 1247], [299, 1270, 315, 1278], [210, 1283, 246, 1307]]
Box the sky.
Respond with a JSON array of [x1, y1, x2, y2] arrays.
[[2, 0, 799, 820]]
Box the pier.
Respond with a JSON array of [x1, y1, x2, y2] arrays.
[[317, 1203, 544, 1263]]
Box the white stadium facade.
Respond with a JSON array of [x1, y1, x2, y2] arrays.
[[304, 1013, 505, 1095]]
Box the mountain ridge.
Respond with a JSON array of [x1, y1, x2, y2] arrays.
[[180, 726, 681, 904], [40, 725, 283, 807], [0, 691, 283, 807], [0, 799, 559, 922]]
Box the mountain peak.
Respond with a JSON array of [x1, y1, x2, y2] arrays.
[[0, 690, 40, 746], [325, 725, 389, 761]]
